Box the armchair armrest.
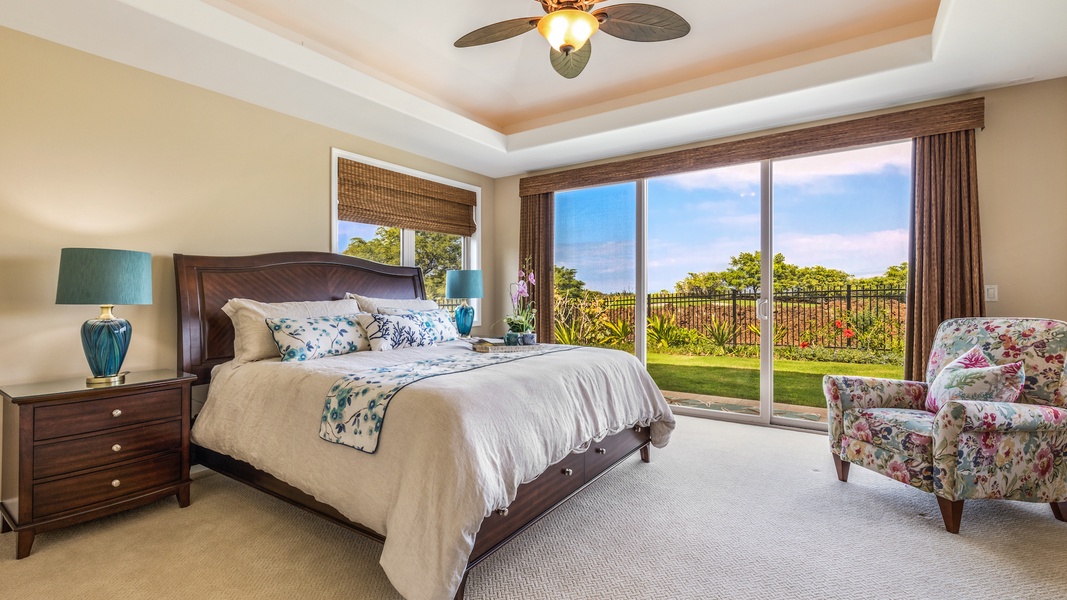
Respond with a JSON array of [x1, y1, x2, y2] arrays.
[[824, 375, 928, 412], [931, 401, 1067, 501], [824, 375, 928, 455]]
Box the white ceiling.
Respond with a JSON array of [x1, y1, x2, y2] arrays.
[[2, 0, 1066, 178]]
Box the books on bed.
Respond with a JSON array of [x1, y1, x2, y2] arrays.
[[469, 338, 544, 353]]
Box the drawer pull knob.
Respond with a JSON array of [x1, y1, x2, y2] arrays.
[[561, 468, 574, 476], [595, 448, 607, 454], [111, 479, 121, 488], [112, 409, 123, 418], [496, 508, 509, 517], [112, 444, 122, 452]]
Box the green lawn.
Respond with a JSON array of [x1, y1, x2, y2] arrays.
[[646, 353, 903, 408]]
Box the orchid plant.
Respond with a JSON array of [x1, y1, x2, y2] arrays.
[[505, 259, 537, 333]]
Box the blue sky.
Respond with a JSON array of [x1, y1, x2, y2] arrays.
[[556, 142, 912, 293]]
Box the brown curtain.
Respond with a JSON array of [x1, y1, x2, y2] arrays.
[[519, 193, 555, 342], [904, 129, 985, 380], [337, 157, 477, 236]]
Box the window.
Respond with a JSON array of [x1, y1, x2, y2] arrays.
[[331, 149, 480, 317]]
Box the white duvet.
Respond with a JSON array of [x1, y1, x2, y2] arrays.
[[191, 342, 675, 600]]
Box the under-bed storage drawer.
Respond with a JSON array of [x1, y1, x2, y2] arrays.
[[585, 425, 648, 477], [471, 451, 585, 558], [33, 452, 182, 519]]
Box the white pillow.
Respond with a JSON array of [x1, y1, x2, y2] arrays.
[[379, 307, 460, 343], [355, 313, 436, 351], [345, 292, 438, 314], [222, 298, 362, 363], [266, 314, 370, 361]]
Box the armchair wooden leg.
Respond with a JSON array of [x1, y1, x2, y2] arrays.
[[936, 496, 965, 534], [1052, 502, 1067, 522], [833, 454, 850, 482]]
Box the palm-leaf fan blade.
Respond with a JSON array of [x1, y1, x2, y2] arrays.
[[593, 4, 690, 42], [550, 41, 592, 79], [455, 17, 540, 47]]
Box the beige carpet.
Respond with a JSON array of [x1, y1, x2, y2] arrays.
[[3, 416, 1066, 599]]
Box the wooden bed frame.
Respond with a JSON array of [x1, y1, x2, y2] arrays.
[[174, 251, 651, 599]]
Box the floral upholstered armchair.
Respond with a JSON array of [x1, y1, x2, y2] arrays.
[[824, 318, 1067, 533]]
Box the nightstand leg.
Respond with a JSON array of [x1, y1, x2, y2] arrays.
[[640, 445, 651, 463], [16, 530, 34, 559], [177, 483, 191, 508]]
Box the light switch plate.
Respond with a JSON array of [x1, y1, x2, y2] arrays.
[[984, 284, 998, 302]]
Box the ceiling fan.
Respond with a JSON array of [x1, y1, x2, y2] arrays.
[[454, 1, 690, 79]]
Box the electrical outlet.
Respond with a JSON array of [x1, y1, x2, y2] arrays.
[[984, 284, 998, 302]]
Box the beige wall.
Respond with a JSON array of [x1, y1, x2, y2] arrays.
[[490, 77, 1067, 325], [0, 27, 498, 386]]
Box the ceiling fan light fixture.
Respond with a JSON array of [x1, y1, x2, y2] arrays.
[[537, 9, 599, 54]]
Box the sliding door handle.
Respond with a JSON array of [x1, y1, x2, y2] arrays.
[[757, 298, 770, 321]]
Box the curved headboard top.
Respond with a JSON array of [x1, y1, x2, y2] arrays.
[[174, 251, 426, 385]]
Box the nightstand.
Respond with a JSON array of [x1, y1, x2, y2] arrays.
[[0, 370, 194, 559]]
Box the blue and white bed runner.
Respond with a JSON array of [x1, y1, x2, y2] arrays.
[[319, 345, 576, 453]]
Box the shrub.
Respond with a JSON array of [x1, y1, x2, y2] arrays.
[[602, 318, 634, 345]]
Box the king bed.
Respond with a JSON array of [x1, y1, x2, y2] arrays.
[[175, 251, 674, 600]]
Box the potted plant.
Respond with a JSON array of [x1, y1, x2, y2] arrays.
[[504, 259, 537, 345]]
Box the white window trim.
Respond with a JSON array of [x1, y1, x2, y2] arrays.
[[330, 148, 482, 325]]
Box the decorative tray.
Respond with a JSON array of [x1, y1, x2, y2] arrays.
[[469, 339, 543, 353]]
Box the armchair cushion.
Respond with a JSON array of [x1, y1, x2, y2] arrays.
[[845, 407, 934, 458], [925, 346, 1024, 413]]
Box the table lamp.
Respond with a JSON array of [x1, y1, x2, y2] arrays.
[[445, 269, 483, 337], [56, 248, 153, 386]]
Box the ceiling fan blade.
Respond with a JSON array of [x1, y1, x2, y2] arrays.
[[454, 17, 539, 48], [593, 4, 691, 42], [549, 41, 592, 79]]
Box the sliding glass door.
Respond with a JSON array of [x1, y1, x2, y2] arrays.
[[645, 164, 763, 418], [552, 142, 911, 429], [771, 143, 911, 424]]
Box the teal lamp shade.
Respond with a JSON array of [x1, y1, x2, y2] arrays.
[[445, 270, 483, 336], [56, 248, 152, 385]]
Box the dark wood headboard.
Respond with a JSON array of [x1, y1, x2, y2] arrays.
[[174, 251, 426, 385]]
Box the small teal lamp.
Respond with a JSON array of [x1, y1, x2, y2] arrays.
[[445, 270, 483, 337], [56, 248, 152, 386]]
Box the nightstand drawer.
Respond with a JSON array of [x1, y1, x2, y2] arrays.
[[34, 388, 182, 440], [33, 452, 182, 519], [34, 421, 182, 479]]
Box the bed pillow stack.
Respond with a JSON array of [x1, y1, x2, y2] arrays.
[[222, 298, 363, 363], [223, 295, 444, 363]]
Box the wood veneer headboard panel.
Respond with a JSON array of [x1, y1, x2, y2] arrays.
[[174, 251, 426, 385]]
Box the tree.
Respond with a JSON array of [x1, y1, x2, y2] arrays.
[[343, 226, 462, 299], [674, 251, 854, 293], [854, 262, 908, 288], [675, 271, 726, 294], [554, 265, 588, 299]]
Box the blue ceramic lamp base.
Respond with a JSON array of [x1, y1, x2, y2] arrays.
[[81, 305, 131, 386], [454, 303, 475, 337]]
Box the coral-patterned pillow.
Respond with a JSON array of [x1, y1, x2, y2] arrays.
[[925, 345, 1024, 412]]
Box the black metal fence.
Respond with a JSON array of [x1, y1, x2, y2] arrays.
[[599, 285, 906, 350]]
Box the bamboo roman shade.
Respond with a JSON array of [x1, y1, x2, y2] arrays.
[[337, 158, 477, 237]]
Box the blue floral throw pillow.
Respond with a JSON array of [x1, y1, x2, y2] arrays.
[[379, 307, 460, 342], [266, 314, 369, 362], [356, 313, 436, 352]]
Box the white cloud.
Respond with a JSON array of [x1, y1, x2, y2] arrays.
[[775, 229, 908, 278], [657, 141, 911, 191], [658, 163, 760, 192], [774, 142, 911, 186]]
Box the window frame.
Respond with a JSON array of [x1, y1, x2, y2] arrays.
[[330, 148, 481, 324]]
